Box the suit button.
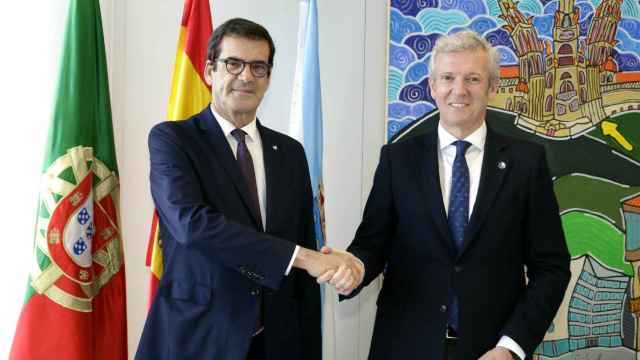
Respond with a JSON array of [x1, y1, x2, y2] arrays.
[[251, 289, 261, 296], [440, 305, 447, 313], [454, 265, 462, 273]]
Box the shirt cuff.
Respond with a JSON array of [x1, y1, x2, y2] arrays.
[[285, 245, 300, 275], [497, 335, 525, 360]]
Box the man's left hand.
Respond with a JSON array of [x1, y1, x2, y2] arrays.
[[478, 347, 514, 360]]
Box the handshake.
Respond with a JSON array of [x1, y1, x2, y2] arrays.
[[294, 246, 364, 295]]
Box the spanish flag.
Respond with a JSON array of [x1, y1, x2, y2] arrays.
[[146, 0, 212, 307]]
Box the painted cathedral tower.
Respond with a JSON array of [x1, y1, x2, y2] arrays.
[[496, 0, 618, 138]]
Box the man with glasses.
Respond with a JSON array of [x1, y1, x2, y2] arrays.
[[137, 18, 362, 360]]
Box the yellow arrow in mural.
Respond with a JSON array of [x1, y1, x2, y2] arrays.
[[601, 121, 633, 151]]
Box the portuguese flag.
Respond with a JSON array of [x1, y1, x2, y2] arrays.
[[10, 1, 127, 359], [146, 0, 212, 307]]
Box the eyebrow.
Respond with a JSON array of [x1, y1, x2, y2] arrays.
[[439, 72, 483, 76], [225, 56, 269, 63]]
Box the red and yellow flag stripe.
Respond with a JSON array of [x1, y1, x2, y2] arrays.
[[146, 0, 212, 308]]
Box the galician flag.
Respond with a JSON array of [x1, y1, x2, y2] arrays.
[[289, 0, 333, 358], [146, 0, 212, 307], [10, 1, 127, 359]]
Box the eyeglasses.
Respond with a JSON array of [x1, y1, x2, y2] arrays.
[[213, 57, 272, 78]]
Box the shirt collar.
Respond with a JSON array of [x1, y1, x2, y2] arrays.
[[210, 104, 259, 142], [438, 121, 487, 152]]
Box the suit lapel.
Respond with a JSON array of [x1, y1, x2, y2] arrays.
[[458, 127, 509, 258], [258, 122, 282, 234], [196, 107, 263, 229], [413, 132, 457, 257]]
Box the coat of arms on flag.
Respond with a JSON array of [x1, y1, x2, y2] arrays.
[[39, 146, 121, 309]]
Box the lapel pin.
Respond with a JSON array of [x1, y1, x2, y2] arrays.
[[272, 145, 278, 151], [497, 161, 506, 170]]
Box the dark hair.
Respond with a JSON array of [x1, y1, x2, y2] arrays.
[[207, 18, 276, 68]]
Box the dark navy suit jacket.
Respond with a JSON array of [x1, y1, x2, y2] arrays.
[[345, 122, 570, 359], [136, 106, 321, 360]]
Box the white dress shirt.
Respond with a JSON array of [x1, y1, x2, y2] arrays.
[[211, 106, 299, 275], [436, 122, 524, 360]]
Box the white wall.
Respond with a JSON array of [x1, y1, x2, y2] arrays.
[[0, 1, 387, 359], [0, 2, 68, 357], [114, 1, 388, 359]]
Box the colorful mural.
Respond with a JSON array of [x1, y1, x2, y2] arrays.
[[387, 0, 640, 358]]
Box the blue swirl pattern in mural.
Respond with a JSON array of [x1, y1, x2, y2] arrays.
[[614, 50, 640, 72], [616, 28, 640, 56], [576, 2, 594, 21], [439, 0, 487, 18], [621, 0, 640, 18], [579, 13, 593, 38], [485, 28, 515, 52], [497, 46, 518, 64], [389, 102, 412, 119], [543, 1, 558, 15], [403, 33, 439, 60], [399, 77, 432, 104], [389, 43, 417, 71], [390, 9, 423, 44], [405, 62, 430, 83], [391, 0, 438, 17], [388, 68, 404, 102], [533, 14, 554, 38], [620, 18, 640, 37], [418, 9, 470, 34]]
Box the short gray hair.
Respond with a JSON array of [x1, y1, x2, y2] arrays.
[[429, 30, 501, 87]]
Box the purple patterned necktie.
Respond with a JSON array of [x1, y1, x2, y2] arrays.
[[231, 128, 264, 334], [231, 129, 263, 230], [447, 140, 471, 331]]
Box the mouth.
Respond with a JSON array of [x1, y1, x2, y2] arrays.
[[232, 89, 255, 95], [448, 103, 469, 108]]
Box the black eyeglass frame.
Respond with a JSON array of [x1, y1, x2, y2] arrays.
[[212, 57, 272, 78]]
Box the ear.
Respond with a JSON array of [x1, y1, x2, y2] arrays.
[[428, 75, 436, 94], [204, 61, 214, 86]]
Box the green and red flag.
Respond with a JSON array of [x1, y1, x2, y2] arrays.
[[10, 1, 127, 359], [146, 0, 212, 307]]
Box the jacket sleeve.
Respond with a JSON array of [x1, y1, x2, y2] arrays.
[[501, 146, 571, 354], [344, 145, 397, 298], [149, 123, 296, 290]]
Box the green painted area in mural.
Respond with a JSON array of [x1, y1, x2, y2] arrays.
[[588, 112, 640, 161], [562, 210, 633, 276], [554, 173, 640, 231]]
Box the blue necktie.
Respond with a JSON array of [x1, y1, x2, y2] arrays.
[[447, 140, 471, 331], [448, 140, 471, 250]]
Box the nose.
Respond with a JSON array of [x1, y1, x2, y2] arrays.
[[451, 78, 468, 95], [237, 64, 255, 81]]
